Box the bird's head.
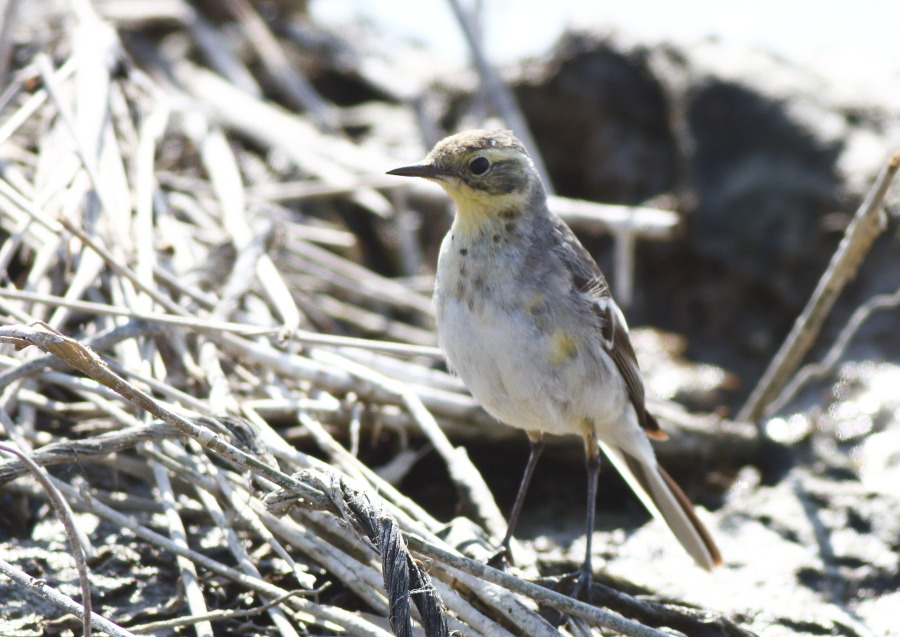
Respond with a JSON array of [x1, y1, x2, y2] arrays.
[[388, 130, 543, 238]]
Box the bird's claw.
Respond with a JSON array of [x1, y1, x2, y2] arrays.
[[486, 545, 512, 570], [559, 565, 593, 604]]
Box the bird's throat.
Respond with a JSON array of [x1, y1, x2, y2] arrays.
[[443, 184, 529, 243]]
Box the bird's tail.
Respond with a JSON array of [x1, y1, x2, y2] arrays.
[[599, 441, 722, 570]]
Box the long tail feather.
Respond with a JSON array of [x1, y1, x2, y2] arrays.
[[599, 441, 722, 570]]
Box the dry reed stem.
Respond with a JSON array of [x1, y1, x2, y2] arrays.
[[739, 150, 900, 423]]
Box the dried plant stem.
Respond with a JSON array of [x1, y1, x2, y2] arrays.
[[188, 468, 304, 637], [0, 323, 330, 507], [767, 283, 900, 415], [0, 445, 93, 637], [0, 422, 181, 485], [739, 150, 900, 422], [127, 590, 323, 635], [149, 453, 214, 637], [444, 0, 552, 192], [52, 478, 392, 637], [405, 533, 673, 637], [0, 557, 133, 637], [220, 0, 337, 130], [312, 349, 508, 541]]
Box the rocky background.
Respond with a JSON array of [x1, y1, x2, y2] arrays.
[[0, 2, 898, 636]]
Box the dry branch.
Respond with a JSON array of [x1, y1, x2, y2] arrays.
[[739, 150, 900, 422]]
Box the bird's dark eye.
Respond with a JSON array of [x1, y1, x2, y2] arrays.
[[468, 156, 491, 176]]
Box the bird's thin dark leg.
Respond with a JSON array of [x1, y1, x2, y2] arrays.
[[576, 431, 602, 601], [489, 433, 544, 567]]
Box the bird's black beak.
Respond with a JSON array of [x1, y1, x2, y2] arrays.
[[386, 164, 453, 180]]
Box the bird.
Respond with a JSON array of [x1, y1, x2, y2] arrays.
[[387, 129, 721, 594]]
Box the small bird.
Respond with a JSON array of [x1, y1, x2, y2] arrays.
[[388, 130, 721, 593]]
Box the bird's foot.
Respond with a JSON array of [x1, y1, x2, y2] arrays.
[[574, 564, 593, 603], [560, 563, 594, 603], [486, 544, 512, 570]]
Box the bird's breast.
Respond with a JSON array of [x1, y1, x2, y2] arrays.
[[434, 253, 626, 435]]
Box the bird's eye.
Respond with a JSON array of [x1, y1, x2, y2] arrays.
[[468, 156, 491, 176]]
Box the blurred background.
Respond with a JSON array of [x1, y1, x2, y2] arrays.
[[313, 0, 900, 74]]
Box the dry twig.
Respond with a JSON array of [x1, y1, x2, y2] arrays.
[[739, 150, 900, 422]]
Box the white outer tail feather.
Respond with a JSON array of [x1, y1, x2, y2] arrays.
[[598, 441, 720, 571]]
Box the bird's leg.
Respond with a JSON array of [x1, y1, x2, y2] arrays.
[[502, 434, 545, 552], [488, 432, 544, 568], [575, 430, 601, 602]]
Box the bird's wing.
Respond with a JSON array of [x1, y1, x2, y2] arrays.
[[555, 222, 666, 440]]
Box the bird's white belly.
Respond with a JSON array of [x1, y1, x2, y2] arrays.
[[436, 296, 625, 436]]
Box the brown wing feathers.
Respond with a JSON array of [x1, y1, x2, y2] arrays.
[[557, 225, 666, 440]]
